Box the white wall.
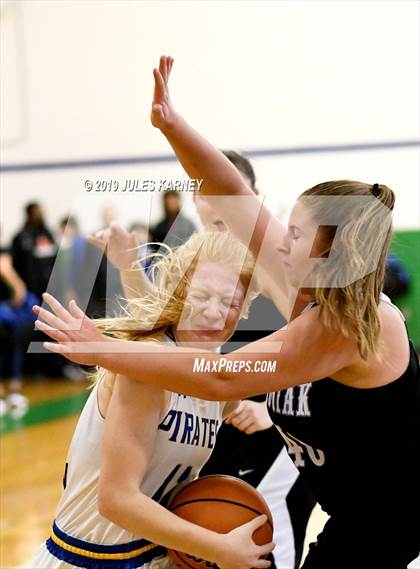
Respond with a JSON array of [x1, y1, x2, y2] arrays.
[[1, 0, 419, 243]]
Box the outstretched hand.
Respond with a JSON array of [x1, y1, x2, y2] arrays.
[[218, 514, 274, 569], [33, 293, 109, 366], [151, 55, 176, 130], [86, 222, 139, 271]]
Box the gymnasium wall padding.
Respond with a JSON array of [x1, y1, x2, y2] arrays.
[[391, 230, 420, 348]]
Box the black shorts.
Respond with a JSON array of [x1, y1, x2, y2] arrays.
[[300, 515, 420, 569]]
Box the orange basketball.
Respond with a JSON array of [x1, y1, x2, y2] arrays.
[[166, 474, 273, 569]]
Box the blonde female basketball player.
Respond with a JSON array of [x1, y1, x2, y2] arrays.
[[36, 57, 420, 568], [33, 231, 274, 569]]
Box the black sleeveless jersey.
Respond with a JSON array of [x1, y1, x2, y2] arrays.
[[267, 340, 420, 521]]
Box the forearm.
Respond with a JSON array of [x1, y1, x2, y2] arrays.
[[161, 114, 251, 197], [97, 338, 279, 401], [0, 255, 26, 292], [98, 340, 225, 400], [102, 490, 227, 563], [120, 268, 153, 300]]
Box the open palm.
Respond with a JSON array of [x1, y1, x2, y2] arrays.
[[151, 55, 175, 129]]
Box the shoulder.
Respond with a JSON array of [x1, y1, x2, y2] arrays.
[[378, 297, 406, 329], [113, 374, 170, 418], [377, 299, 410, 367], [287, 305, 354, 350], [377, 296, 409, 361], [268, 304, 359, 380]]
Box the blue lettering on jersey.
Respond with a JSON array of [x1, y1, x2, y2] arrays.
[[152, 464, 193, 504], [180, 413, 194, 444], [159, 410, 219, 449], [158, 409, 183, 442]]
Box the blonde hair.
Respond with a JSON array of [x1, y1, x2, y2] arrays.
[[91, 230, 258, 386], [299, 180, 395, 359]]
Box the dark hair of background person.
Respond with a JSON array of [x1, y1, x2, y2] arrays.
[[221, 149, 257, 191], [25, 202, 41, 218]]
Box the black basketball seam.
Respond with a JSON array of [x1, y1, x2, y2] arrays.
[[171, 549, 208, 569], [170, 498, 274, 531]]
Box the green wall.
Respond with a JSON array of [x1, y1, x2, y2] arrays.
[[390, 230, 420, 348]]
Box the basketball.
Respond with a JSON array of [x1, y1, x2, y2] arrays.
[[166, 474, 273, 569]]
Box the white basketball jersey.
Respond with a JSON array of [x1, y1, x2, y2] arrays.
[[54, 378, 224, 545]]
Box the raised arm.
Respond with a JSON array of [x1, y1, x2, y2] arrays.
[[151, 56, 289, 313], [151, 56, 251, 199], [98, 375, 273, 569]]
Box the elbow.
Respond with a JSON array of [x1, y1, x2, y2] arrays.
[[97, 482, 130, 525], [202, 373, 237, 402], [97, 486, 118, 522]]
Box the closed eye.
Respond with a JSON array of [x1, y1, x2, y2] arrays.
[[289, 227, 301, 240], [190, 295, 208, 302]]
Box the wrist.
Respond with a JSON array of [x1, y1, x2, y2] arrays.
[[95, 337, 118, 369], [160, 111, 182, 135], [212, 533, 230, 567]]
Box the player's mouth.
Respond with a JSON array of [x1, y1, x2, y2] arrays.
[[194, 328, 223, 338]]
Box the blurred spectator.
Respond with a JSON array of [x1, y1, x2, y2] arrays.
[[9, 203, 69, 381], [11, 202, 56, 299], [152, 190, 196, 248], [128, 222, 153, 272], [80, 205, 123, 318], [384, 252, 410, 301], [0, 248, 32, 418], [53, 216, 86, 305]]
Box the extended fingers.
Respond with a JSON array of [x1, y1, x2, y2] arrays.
[[68, 299, 87, 320], [159, 55, 165, 76], [86, 235, 106, 251], [154, 67, 165, 88], [43, 341, 70, 355], [247, 514, 267, 531], [159, 55, 174, 84], [42, 292, 72, 322], [259, 541, 276, 556], [160, 55, 169, 82], [253, 540, 276, 569], [33, 305, 68, 330], [35, 319, 68, 342], [153, 68, 166, 99], [167, 56, 174, 77]]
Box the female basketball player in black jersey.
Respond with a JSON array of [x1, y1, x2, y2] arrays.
[[35, 56, 420, 568]]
